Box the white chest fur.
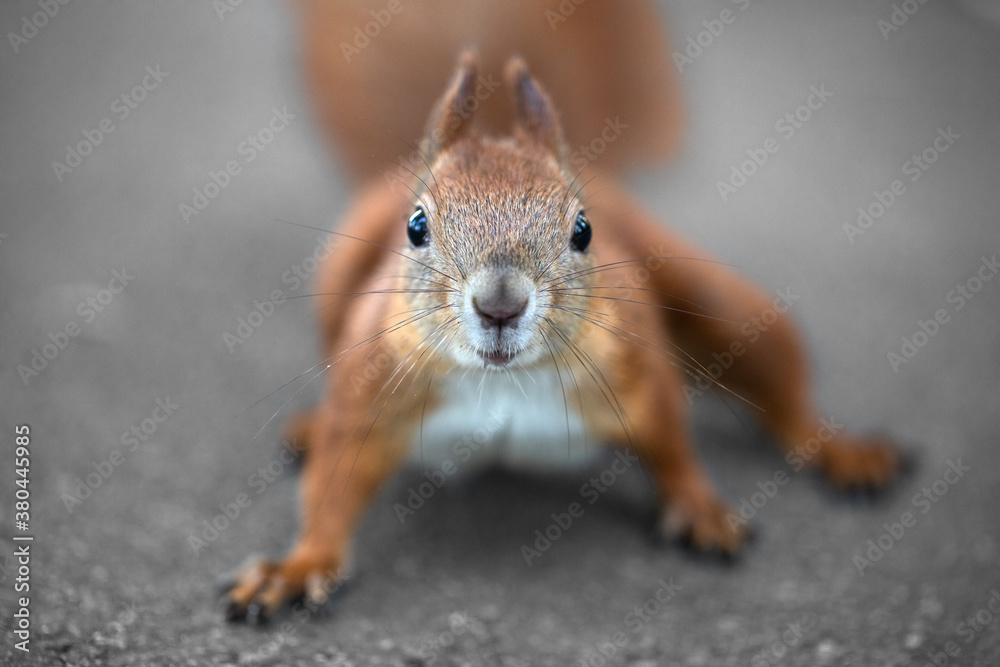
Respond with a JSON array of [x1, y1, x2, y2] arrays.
[[408, 366, 601, 473]]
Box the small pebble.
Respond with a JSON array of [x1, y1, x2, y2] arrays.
[[816, 639, 838, 662]]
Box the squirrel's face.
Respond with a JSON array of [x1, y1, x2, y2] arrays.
[[400, 54, 595, 371]]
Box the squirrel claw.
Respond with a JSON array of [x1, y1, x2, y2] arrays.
[[245, 602, 269, 626], [223, 598, 247, 623]]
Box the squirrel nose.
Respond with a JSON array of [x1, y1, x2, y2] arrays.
[[473, 293, 528, 330]]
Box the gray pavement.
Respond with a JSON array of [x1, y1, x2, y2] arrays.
[[1, 1, 999, 665]]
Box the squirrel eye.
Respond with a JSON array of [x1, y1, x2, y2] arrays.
[[570, 210, 591, 252], [407, 206, 429, 247]]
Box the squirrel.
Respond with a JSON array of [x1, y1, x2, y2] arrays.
[[222, 0, 902, 622]]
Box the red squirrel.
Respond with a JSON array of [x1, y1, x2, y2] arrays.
[[222, 0, 901, 621]]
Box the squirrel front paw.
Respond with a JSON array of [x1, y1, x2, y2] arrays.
[[658, 491, 750, 559], [220, 553, 346, 624], [819, 434, 903, 493]]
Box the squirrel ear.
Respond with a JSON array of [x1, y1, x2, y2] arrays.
[[423, 51, 479, 161], [505, 56, 566, 162]]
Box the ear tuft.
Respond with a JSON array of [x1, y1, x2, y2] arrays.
[[505, 56, 566, 162], [423, 51, 479, 160]]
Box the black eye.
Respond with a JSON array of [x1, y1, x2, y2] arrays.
[[407, 206, 429, 247], [570, 210, 591, 252]]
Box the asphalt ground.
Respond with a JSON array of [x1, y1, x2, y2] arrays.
[[1, 1, 999, 665]]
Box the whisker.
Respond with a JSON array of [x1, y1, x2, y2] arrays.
[[561, 161, 614, 217], [477, 369, 489, 411], [419, 375, 433, 472], [572, 164, 615, 202], [558, 160, 591, 218], [541, 332, 573, 459], [547, 325, 585, 418], [544, 318, 633, 449], [546, 291, 736, 324], [545, 284, 722, 319], [246, 288, 455, 307], [576, 182, 615, 212], [544, 318, 656, 493], [251, 357, 335, 441], [384, 319, 455, 425], [273, 218, 458, 286], [550, 304, 760, 411], [245, 305, 449, 436], [418, 333, 454, 471], [307, 322, 453, 535], [548, 255, 736, 289], [356, 112, 442, 210], [508, 369, 529, 401], [385, 273, 456, 291], [340, 318, 458, 495], [386, 159, 439, 213]]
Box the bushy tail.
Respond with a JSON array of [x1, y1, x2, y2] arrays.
[[295, 0, 683, 181]]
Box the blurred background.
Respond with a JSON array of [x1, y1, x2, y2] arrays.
[[1, 1, 998, 664]]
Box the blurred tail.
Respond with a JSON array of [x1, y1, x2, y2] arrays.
[[295, 0, 683, 181]]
